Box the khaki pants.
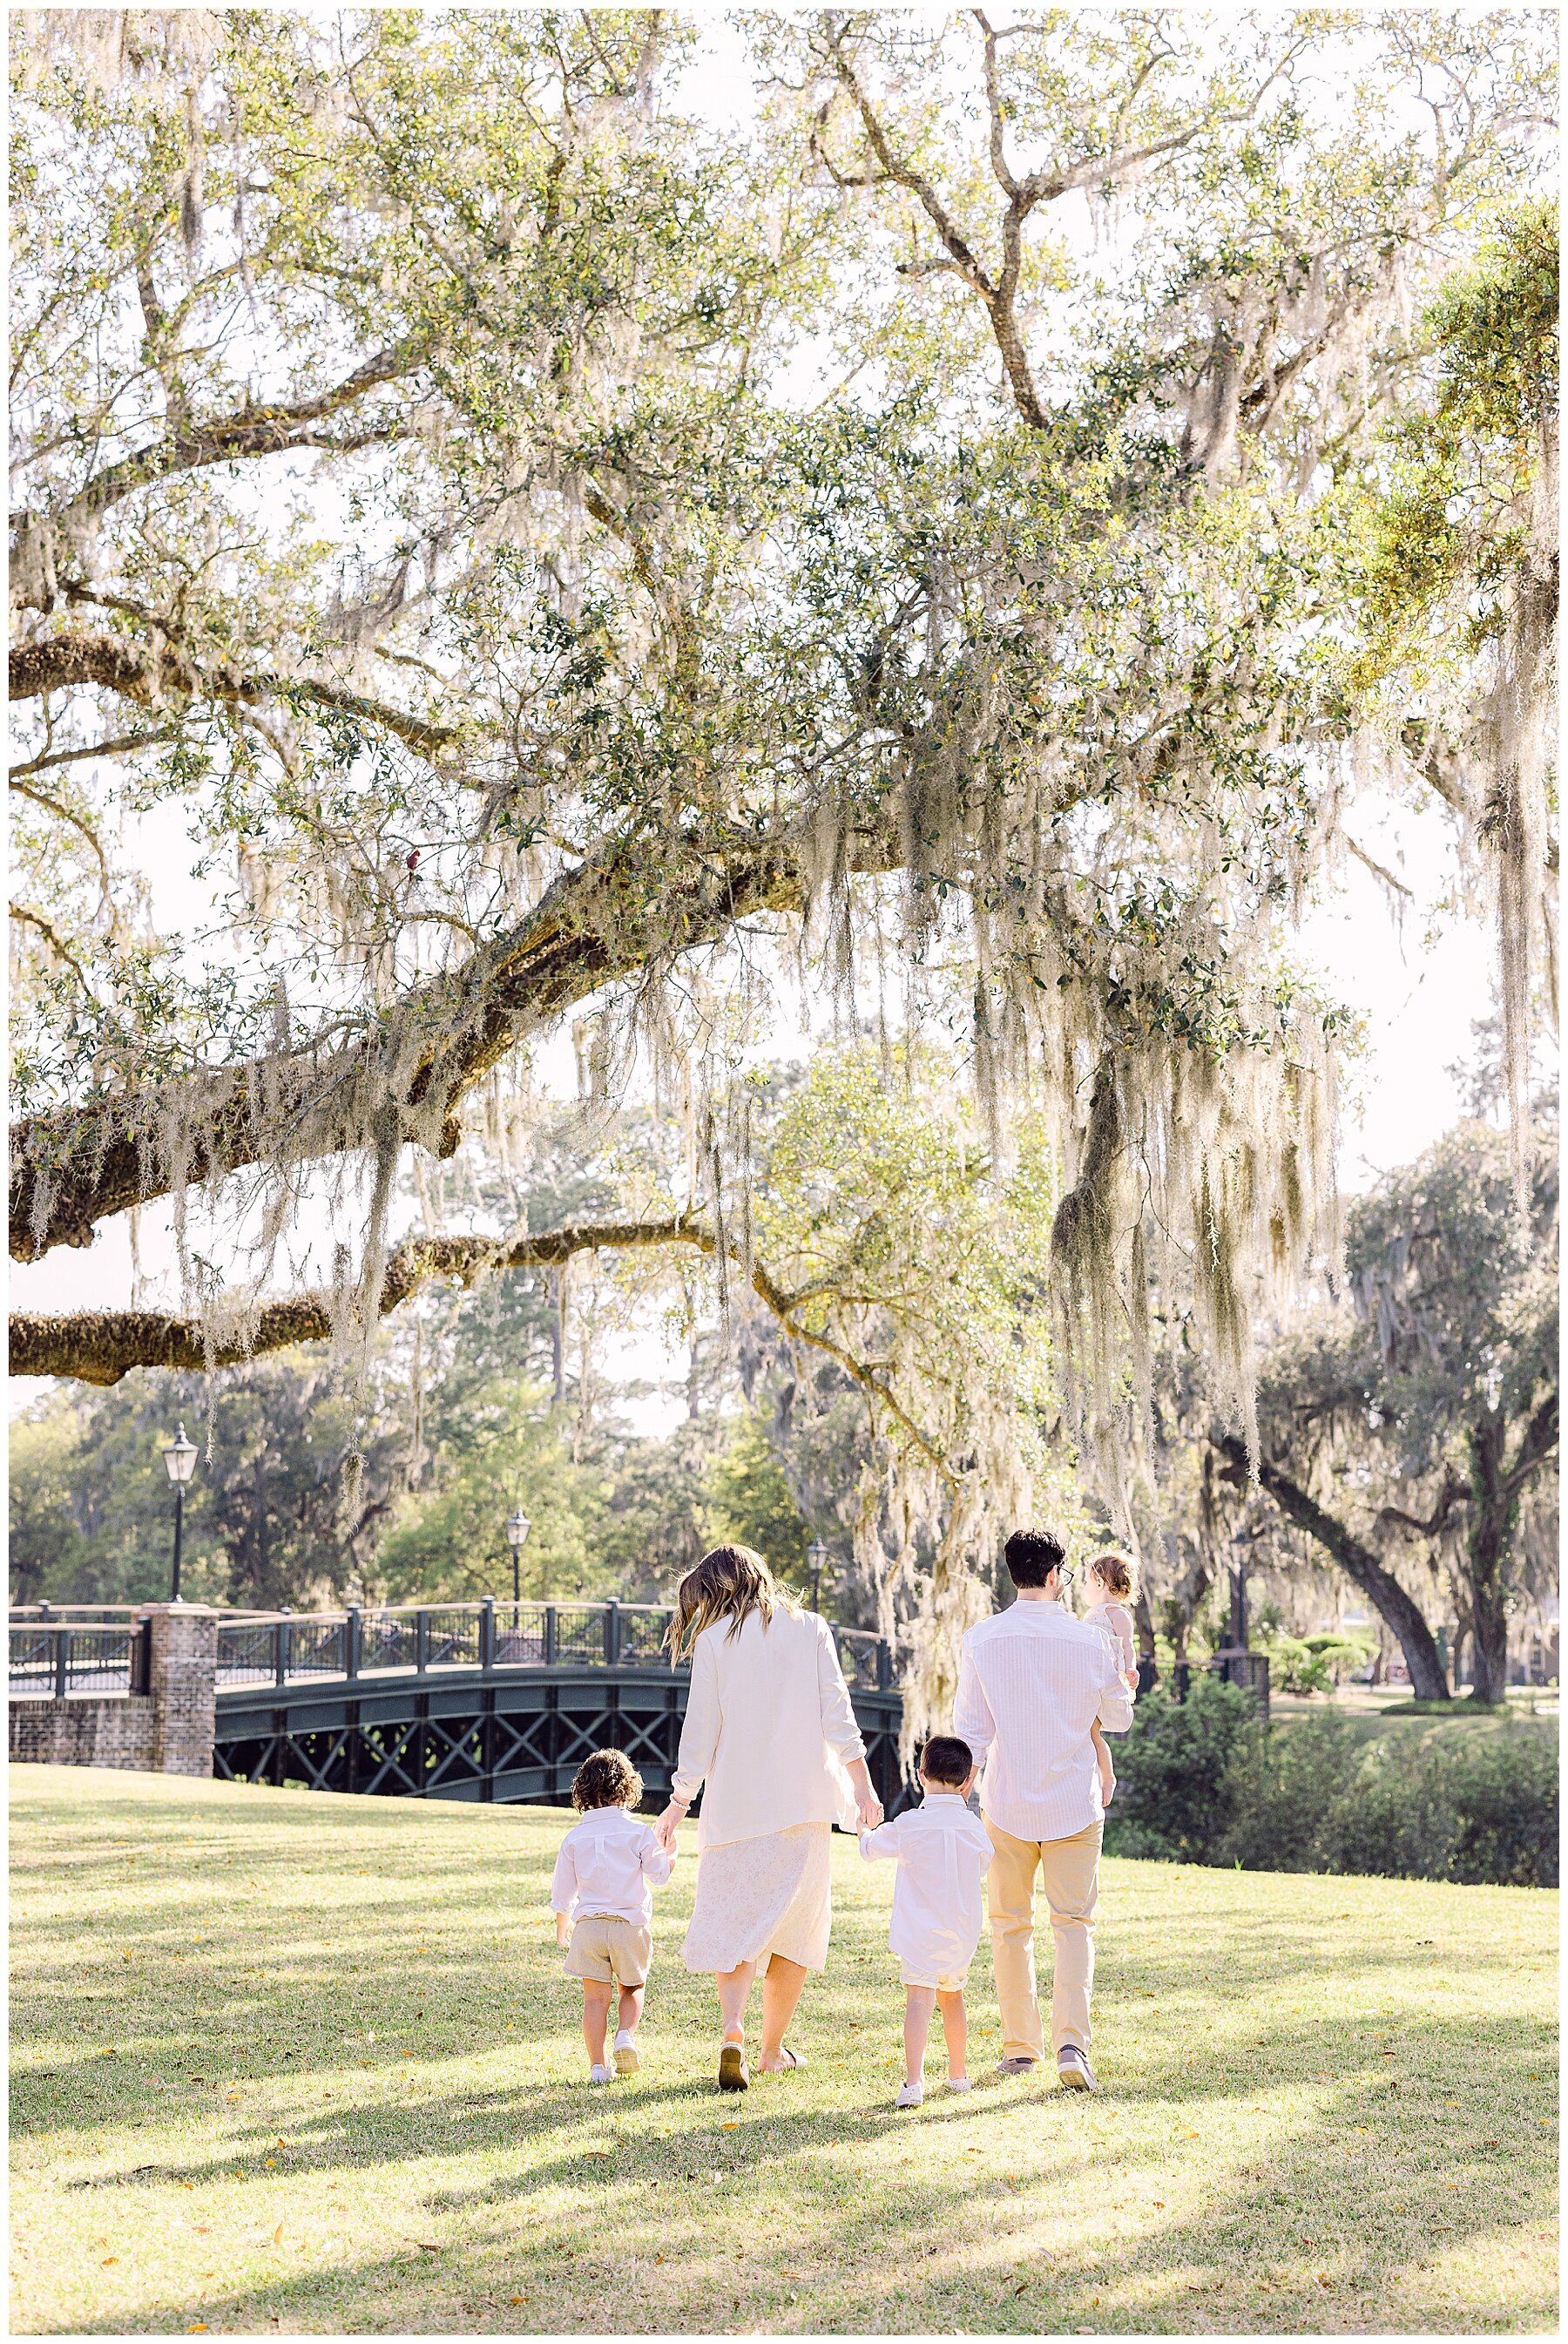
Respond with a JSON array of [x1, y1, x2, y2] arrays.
[[985, 1816, 1102, 2063]]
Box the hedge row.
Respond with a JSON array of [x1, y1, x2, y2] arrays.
[[1103, 1678, 1558, 1889]]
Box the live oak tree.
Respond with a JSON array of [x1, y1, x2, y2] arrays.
[[1220, 1121, 1559, 1704], [10, 13, 1556, 1621]]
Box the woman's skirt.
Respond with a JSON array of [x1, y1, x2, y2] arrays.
[[680, 1821, 833, 1975]]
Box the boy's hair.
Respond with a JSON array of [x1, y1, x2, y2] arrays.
[[919, 1734, 974, 1787], [571, 1748, 643, 1812], [1004, 1528, 1065, 1588], [1088, 1550, 1135, 1600]]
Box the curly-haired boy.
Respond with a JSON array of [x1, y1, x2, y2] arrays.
[[551, 1748, 675, 2083]]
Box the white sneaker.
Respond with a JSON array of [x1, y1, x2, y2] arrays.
[[613, 2032, 640, 2076], [947, 2075, 973, 2092], [587, 2063, 613, 2085], [895, 2079, 924, 2108]]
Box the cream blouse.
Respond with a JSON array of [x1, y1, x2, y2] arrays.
[[671, 1605, 868, 1849]]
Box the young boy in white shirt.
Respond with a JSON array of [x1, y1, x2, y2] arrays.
[[858, 1733, 993, 2107], [551, 1748, 675, 2083]]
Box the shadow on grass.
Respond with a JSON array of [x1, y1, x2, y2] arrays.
[[11, 1778, 1558, 2335], [104, 2060, 1557, 2337]]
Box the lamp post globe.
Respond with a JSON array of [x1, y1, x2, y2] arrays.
[[505, 1508, 532, 1609], [160, 1423, 198, 1602]]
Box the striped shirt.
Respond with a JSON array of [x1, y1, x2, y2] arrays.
[[954, 1597, 1135, 1843]]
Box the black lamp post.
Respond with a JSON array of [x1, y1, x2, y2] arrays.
[[806, 1538, 828, 1616], [160, 1423, 198, 1601], [1230, 1524, 1254, 1653], [505, 1507, 532, 1611]]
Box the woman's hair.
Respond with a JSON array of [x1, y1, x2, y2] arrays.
[[1088, 1550, 1136, 1601], [571, 1748, 643, 1812], [668, 1543, 792, 1666]]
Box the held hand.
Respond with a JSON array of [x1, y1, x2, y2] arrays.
[[654, 1799, 687, 1853], [856, 1792, 884, 1832]]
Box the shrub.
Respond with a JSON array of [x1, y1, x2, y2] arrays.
[[1217, 1717, 1558, 1888], [1213, 1712, 1362, 1873], [1303, 1630, 1378, 1685], [1103, 1676, 1253, 1862], [1262, 1635, 1335, 1697], [1261, 1631, 1377, 1697], [1399, 1733, 1557, 1889], [1321, 1742, 1465, 1882], [1105, 1678, 1557, 1887]]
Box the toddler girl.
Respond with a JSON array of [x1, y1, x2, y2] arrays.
[[1085, 1551, 1139, 1809]]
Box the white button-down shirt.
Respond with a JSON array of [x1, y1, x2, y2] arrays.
[[954, 1597, 1134, 1843], [859, 1794, 994, 1979], [550, 1805, 674, 1927]]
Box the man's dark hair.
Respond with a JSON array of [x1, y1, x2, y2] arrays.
[[571, 1748, 643, 1812], [1004, 1528, 1066, 1588], [920, 1734, 974, 1788]]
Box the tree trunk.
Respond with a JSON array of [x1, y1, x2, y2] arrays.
[[1450, 1618, 1469, 1690], [1218, 1437, 1450, 1701], [1464, 1417, 1515, 1704], [1133, 1584, 1158, 1661]]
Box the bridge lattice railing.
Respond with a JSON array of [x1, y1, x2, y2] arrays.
[[9, 1601, 891, 1697], [9, 1622, 150, 1698], [208, 1600, 890, 1692]]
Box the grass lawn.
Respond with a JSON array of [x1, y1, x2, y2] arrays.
[[1268, 1690, 1558, 1746], [9, 1764, 1558, 2335]]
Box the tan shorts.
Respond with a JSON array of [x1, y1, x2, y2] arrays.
[[565, 1914, 652, 1988], [900, 1962, 970, 1993]]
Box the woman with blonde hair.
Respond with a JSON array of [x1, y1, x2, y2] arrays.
[[654, 1543, 882, 2091]]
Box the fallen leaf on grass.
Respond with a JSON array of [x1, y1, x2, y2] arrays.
[[274, 2223, 284, 2246], [101, 2257, 118, 2266]]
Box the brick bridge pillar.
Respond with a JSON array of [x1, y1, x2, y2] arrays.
[[9, 1605, 219, 1778], [144, 1605, 219, 1775]]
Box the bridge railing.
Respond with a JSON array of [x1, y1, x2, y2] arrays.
[[9, 1601, 891, 1697], [9, 1621, 151, 1699], [204, 1599, 892, 1693]]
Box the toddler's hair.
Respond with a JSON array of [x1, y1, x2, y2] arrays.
[[1088, 1550, 1135, 1600], [919, 1734, 974, 1787], [571, 1748, 643, 1812]]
